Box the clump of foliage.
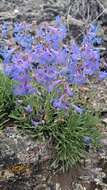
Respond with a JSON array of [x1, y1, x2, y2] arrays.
[[0, 72, 15, 128], [0, 17, 106, 170], [37, 109, 100, 170]]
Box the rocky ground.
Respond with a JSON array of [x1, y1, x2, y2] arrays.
[[0, 113, 107, 190], [0, 0, 106, 22], [1, 0, 107, 190]]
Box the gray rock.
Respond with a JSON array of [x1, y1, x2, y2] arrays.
[[73, 183, 86, 190], [0, 127, 49, 189]]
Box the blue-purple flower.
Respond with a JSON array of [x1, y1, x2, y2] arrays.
[[71, 104, 85, 114], [99, 71, 107, 80], [83, 136, 92, 145], [52, 95, 69, 110], [24, 105, 33, 113]]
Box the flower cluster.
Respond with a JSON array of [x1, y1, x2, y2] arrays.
[[0, 16, 107, 111]]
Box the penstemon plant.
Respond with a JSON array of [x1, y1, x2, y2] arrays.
[[0, 16, 106, 170], [1, 17, 106, 109]]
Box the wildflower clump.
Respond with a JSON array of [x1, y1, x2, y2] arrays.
[[0, 17, 106, 170]]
